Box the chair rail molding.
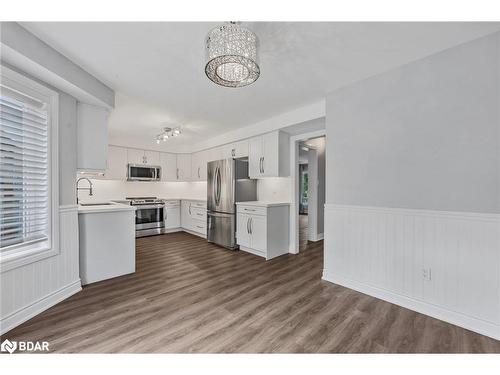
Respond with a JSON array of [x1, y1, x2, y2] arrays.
[[323, 203, 500, 340]]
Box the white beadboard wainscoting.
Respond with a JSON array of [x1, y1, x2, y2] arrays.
[[0, 205, 81, 335], [323, 204, 500, 340]]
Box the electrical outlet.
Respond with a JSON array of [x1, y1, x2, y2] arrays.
[[422, 267, 432, 281]]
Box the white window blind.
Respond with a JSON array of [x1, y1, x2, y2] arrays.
[[0, 85, 50, 250]]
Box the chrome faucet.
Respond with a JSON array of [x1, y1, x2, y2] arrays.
[[76, 177, 93, 204]]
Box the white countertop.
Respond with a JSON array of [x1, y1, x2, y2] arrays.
[[236, 201, 291, 207], [78, 201, 136, 214]]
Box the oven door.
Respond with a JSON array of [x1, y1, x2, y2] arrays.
[[135, 204, 165, 230]]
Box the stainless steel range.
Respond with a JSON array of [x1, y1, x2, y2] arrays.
[[125, 197, 165, 237]]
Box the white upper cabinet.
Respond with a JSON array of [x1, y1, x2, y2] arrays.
[[144, 150, 160, 166], [127, 148, 145, 164], [160, 152, 178, 181], [77, 103, 109, 172], [222, 139, 249, 159], [176, 153, 192, 181], [127, 149, 159, 165], [192, 150, 209, 181], [106, 145, 128, 180], [99, 130, 288, 181], [248, 131, 290, 178]]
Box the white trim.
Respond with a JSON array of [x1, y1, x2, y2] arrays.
[[323, 204, 500, 341], [0, 279, 81, 335], [310, 232, 324, 241], [0, 64, 59, 272], [59, 204, 79, 213], [289, 128, 326, 254], [182, 228, 207, 239], [240, 245, 266, 259], [322, 272, 499, 341], [328, 203, 500, 222]]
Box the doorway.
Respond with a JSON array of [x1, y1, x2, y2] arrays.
[[290, 130, 326, 254]]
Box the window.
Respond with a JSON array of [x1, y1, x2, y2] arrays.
[[0, 65, 59, 270]]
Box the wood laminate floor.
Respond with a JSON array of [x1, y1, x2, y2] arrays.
[[3, 232, 500, 353]]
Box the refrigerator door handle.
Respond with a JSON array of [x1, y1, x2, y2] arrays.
[[215, 166, 222, 206]]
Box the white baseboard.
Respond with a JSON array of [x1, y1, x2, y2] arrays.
[[163, 227, 182, 234], [182, 228, 207, 239], [0, 279, 81, 335], [240, 246, 266, 259], [322, 271, 499, 341], [310, 232, 324, 241]]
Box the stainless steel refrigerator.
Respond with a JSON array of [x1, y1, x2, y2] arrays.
[[207, 158, 257, 249]]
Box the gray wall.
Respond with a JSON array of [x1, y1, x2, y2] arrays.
[[326, 32, 499, 214]]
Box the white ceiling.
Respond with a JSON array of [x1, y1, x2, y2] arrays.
[[21, 22, 500, 152]]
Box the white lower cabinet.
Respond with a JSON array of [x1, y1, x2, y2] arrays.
[[164, 200, 181, 230], [236, 202, 290, 260], [180, 200, 207, 237]]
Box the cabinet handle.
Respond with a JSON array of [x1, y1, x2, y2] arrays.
[[249, 217, 253, 234], [244, 208, 256, 212], [231, 148, 235, 157], [261, 157, 264, 174], [198, 167, 200, 178], [246, 217, 250, 234], [259, 157, 263, 174], [176, 168, 179, 180], [189, 204, 192, 215]]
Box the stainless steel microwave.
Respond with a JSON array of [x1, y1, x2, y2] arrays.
[[127, 164, 161, 181]]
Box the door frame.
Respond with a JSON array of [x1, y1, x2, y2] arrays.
[[289, 128, 326, 254]]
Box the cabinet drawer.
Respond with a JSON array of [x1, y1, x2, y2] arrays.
[[190, 201, 207, 209], [192, 219, 207, 234], [237, 205, 267, 216], [163, 200, 180, 207], [190, 207, 207, 220]]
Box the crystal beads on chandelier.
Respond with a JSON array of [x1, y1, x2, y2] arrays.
[[205, 22, 260, 88]]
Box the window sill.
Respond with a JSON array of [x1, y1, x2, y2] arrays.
[[0, 244, 60, 273]]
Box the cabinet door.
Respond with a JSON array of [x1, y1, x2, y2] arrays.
[[221, 143, 234, 159], [77, 103, 109, 172], [250, 214, 267, 252], [261, 132, 279, 177], [160, 152, 177, 181], [127, 148, 145, 164], [233, 139, 249, 158], [144, 151, 160, 166], [106, 145, 128, 180], [165, 206, 181, 229], [177, 154, 192, 181], [209, 147, 223, 162], [236, 213, 251, 248], [248, 136, 263, 178], [180, 200, 192, 229], [191, 151, 203, 181], [223, 140, 248, 159]]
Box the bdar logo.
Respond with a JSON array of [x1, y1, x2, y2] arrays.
[[1, 339, 17, 354]]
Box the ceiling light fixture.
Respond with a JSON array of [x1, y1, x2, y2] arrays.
[[205, 22, 260, 88], [156, 127, 181, 144]]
